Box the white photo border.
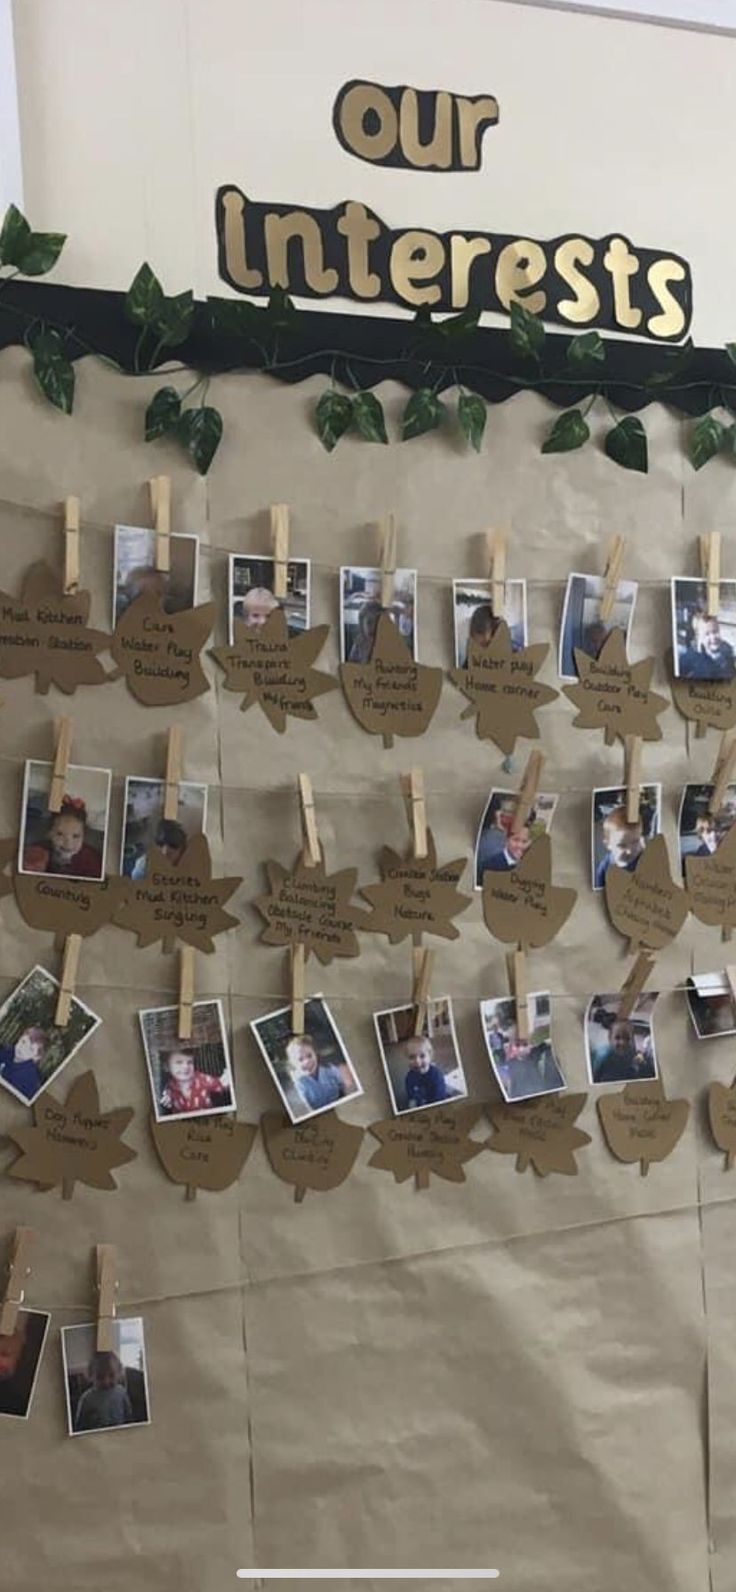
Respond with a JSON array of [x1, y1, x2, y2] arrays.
[[0, 963, 102, 1108], [18, 759, 112, 884], [138, 997, 236, 1124], [249, 995, 363, 1125], [61, 1315, 152, 1438]]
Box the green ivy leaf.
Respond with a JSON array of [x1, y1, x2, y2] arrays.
[[0, 204, 30, 266], [315, 390, 353, 453], [604, 416, 648, 473], [145, 386, 182, 442], [153, 290, 194, 348], [509, 301, 545, 360], [265, 286, 298, 333], [457, 392, 487, 452], [30, 328, 74, 414], [541, 409, 590, 454], [0, 205, 64, 275], [402, 388, 445, 441], [125, 262, 164, 326], [726, 343, 736, 369], [208, 297, 262, 336], [176, 406, 223, 475], [690, 414, 726, 471], [567, 331, 604, 367], [435, 307, 481, 341], [352, 391, 388, 444]]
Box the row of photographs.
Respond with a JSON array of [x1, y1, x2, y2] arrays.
[[110, 524, 736, 683], [0, 1308, 150, 1435]]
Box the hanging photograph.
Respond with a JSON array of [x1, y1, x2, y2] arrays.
[[0, 1308, 51, 1421], [591, 784, 661, 890], [480, 991, 566, 1102], [139, 999, 235, 1122], [559, 572, 638, 681], [452, 577, 527, 666], [18, 760, 111, 883], [339, 565, 417, 662], [228, 554, 310, 644], [373, 997, 467, 1116], [475, 788, 558, 888], [62, 1317, 151, 1436], [250, 997, 362, 1124], [584, 991, 658, 1084], [678, 782, 736, 875], [671, 578, 736, 680], [686, 973, 736, 1040], [112, 524, 199, 625], [120, 776, 208, 880], [0, 964, 101, 1107]]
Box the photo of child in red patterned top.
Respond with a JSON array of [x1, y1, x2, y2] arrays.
[[139, 998, 235, 1123]]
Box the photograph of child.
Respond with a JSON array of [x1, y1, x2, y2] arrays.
[[250, 997, 362, 1124], [0, 1308, 50, 1420], [452, 578, 527, 666], [585, 992, 658, 1085], [559, 572, 638, 681], [0, 964, 101, 1106], [19, 760, 111, 883], [373, 997, 467, 1116], [678, 782, 736, 874], [671, 578, 736, 680], [686, 973, 736, 1040], [340, 566, 417, 662], [62, 1316, 150, 1436], [228, 554, 310, 644], [113, 524, 198, 625], [139, 1000, 235, 1123], [120, 776, 208, 879], [474, 789, 558, 888], [591, 784, 661, 890], [480, 991, 566, 1102]]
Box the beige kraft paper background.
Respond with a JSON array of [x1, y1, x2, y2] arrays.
[[0, 348, 733, 1592]]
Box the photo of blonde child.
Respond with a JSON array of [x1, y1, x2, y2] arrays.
[[62, 1317, 151, 1437]]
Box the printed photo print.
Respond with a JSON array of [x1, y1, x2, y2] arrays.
[[340, 565, 417, 662], [585, 991, 658, 1085], [678, 782, 736, 875], [559, 572, 638, 681], [452, 577, 528, 666], [591, 784, 661, 890], [373, 997, 467, 1116], [250, 997, 362, 1125], [0, 1308, 50, 1421], [0, 964, 101, 1107], [19, 760, 111, 883], [229, 554, 310, 644], [113, 524, 198, 625], [474, 788, 558, 888], [480, 991, 565, 1102], [686, 973, 736, 1041], [62, 1317, 151, 1436], [672, 578, 736, 681], [120, 776, 208, 880], [139, 999, 235, 1123]]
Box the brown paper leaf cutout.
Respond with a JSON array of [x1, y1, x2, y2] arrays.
[[672, 675, 736, 734], [605, 834, 688, 949], [4, 1071, 136, 1199], [708, 1078, 736, 1170], [449, 621, 558, 755], [111, 590, 215, 706], [212, 609, 337, 731], [150, 1113, 257, 1197], [368, 1104, 485, 1189], [360, 829, 471, 946], [486, 1093, 591, 1176], [597, 1078, 689, 1175], [686, 820, 736, 932], [13, 867, 127, 949], [261, 1110, 363, 1201], [339, 611, 442, 748], [113, 834, 240, 952], [482, 834, 576, 949], [0, 561, 112, 694], [563, 628, 668, 746], [255, 855, 367, 964]]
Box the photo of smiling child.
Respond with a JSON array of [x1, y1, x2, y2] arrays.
[[62, 1316, 151, 1436], [250, 997, 362, 1124], [0, 1309, 50, 1420], [228, 554, 310, 644], [678, 782, 736, 875], [0, 964, 101, 1107], [139, 1000, 235, 1122], [591, 784, 661, 890], [19, 760, 111, 883], [373, 998, 467, 1116], [585, 992, 658, 1084], [671, 578, 736, 680], [475, 788, 558, 888]]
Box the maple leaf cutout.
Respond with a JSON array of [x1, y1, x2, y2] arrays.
[[340, 611, 443, 747], [361, 828, 472, 945], [486, 1093, 591, 1176], [368, 1104, 486, 1189], [482, 833, 576, 948], [111, 590, 216, 706], [255, 855, 367, 964], [449, 620, 558, 755], [212, 608, 337, 731], [605, 834, 687, 949], [0, 561, 112, 694], [563, 627, 668, 746], [14, 871, 127, 948], [113, 834, 240, 952], [5, 1071, 136, 1199], [686, 820, 736, 933], [150, 1114, 257, 1197], [597, 1078, 689, 1175], [708, 1078, 736, 1170], [261, 1110, 364, 1201]]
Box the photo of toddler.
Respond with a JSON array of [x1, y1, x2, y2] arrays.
[[19, 761, 111, 883]]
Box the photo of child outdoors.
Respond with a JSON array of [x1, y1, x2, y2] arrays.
[[120, 776, 208, 879], [340, 566, 417, 662], [452, 577, 527, 666], [0, 1308, 50, 1420], [19, 760, 111, 883], [672, 578, 736, 680], [139, 1000, 235, 1122], [62, 1317, 150, 1436], [373, 997, 467, 1116], [474, 789, 558, 887], [250, 997, 362, 1124], [113, 525, 199, 624], [585, 992, 658, 1084], [559, 572, 638, 681], [480, 991, 566, 1102], [228, 554, 310, 643], [0, 964, 101, 1106], [591, 785, 661, 889], [678, 782, 736, 874]]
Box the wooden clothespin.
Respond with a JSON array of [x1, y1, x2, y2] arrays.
[[298, 773, 320, 869], [400, 768, 428, 860], [624, 735, 642, 825], [55, 933, 81, 1027], [271, 504, 289, 601], [164, 725, 183, 821], [411, 946, 435, 1036], [709, 732, 736, 816], [700, 532, 721, 617], [178, 945, 194, 1040], [0, 1228, 35, 1337], [63, 497, 80, 596], [488, 530, 506, 616], [380, 514, 397, 610], [150, 475, 171, 574], [49, 717, 73, 813], [95, 1245, 118, 1352], [618, 949, 655, 1020], [512, 751, 543, 836], [506, 947, 529, 1041], [600, 535, 627, 623], [291, 944, 305, 1036]]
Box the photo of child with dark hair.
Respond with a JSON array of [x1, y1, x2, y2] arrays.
[[475, 788, 558, 887], [373, 998, 467, 1116], [139, 999, 235, 1122], [0, 964, 101, 1106], [120, 775, 208, 879], [452, 578, 527, 666], [480, 992, 566, 1102], [678, 782, 736, 875], [19, 761, 111, 882], [559, 572, 637, 681], [686, 973, 736, 1040], [340, 566, 417, 662], [585, 991, 658, 1084], [229, 554, 310, 644], [591, 784, 661, 889], [113, 525, 198, 624], [250, 997, 363, 1124], [0, 1309, 50, 1420], [672, 578, 736, 680], [62, 1317, 151, 1436]]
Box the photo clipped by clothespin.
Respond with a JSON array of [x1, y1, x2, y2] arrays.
[[55, 933, 82, 1027], [63, 496, 80, 596], [298, 773, 321, 869], [600, 535, 627, 623], [49, 717, 73, 814], [150, 475, 171, 574], [0, 1228, 35, 1337], [624, 735, 642, 825], [488, 529, 506, 616], [163, 725, 183, 821], [291, 943, 306, 1036], [380, 513, 397, 611], [400, 768, 428, 860], [506, 947, 529, 1042], [700, 531, 721, 618], [709, 731, 736, 816], [412, 946, 435, 1036], [95, 1245, 118, 1353], [618, 949, 656, 1020], [512, 751, 543, 836], [178, 945, 194, 1040], [271, 504, 290, 601]]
